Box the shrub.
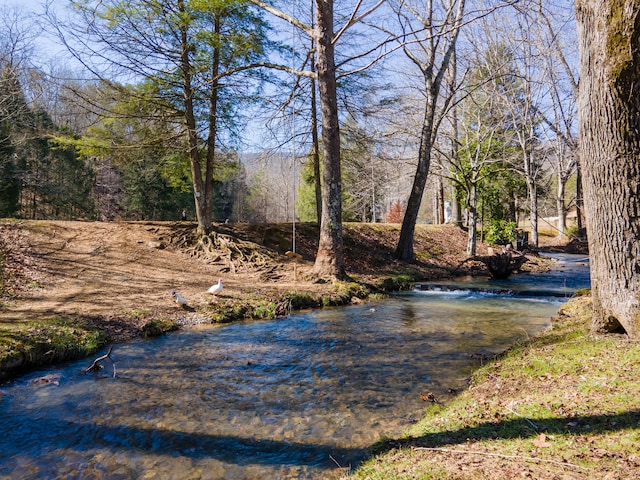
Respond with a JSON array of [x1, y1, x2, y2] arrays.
[[253, 301, 277, 320], [484, 219, 517, 246]]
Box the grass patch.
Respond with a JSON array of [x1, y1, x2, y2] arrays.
[[278, 291, 321, 310], [129, 308, 151, 319], [0, 316, 107, 379], [322, 281, 370, 306], [201, 281, 375, 323], [346, 295, 640, 479], [203, 298, 280, 323], [376, 274, 418, 292], [141, 318, 179, 338]]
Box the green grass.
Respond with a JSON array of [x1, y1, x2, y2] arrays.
[[141, 318, 179, 338], [376, 274, 419, 292], [346, 295, 640, 479], [202, 281, 375, 323], [0, 316, 107, 379]]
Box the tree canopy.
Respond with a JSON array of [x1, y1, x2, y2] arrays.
[[6, 1, 625, 294]]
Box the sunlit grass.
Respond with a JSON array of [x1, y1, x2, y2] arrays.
[[0, 317, 107, 378], [345, 295, 640, 479]]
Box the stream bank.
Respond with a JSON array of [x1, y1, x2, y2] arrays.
[[0, 220, 556, 379], [0, 257, 585, 479]]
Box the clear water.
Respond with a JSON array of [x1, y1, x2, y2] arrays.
[[416, 252, 591, 297], [0, 255, 589, 479]]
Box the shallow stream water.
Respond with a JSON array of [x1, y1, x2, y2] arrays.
[[0, 254, 589, 479]]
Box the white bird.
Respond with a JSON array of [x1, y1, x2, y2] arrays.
[[207, 278, 223, 296], [171, 290, 192, 310]]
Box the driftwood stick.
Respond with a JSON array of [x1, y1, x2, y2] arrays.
[[506, 403, 539, 431], [84, 345, 116, 378], [329, 454, 342, 468], [411, 446, 586, 470]]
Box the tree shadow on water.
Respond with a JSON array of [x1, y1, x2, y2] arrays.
[[372, 410, 640, 454], [0, 415, 368, 473]]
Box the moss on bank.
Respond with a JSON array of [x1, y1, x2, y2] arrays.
[[199, 280, 374, 323], [0, 280, 385, 380], [346, 294, 640, 479], [0, 316, 107, 379]]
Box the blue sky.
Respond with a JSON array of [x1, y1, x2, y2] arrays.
[[3, 0, 75, 65]]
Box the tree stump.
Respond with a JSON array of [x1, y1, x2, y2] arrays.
[[477, 252, 528, 279]]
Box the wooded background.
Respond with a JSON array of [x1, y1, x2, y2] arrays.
[[0, 0, 577, 245]]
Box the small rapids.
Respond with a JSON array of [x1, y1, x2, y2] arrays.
[[416, 252, 590, 298], [0, 254, 589, 479]]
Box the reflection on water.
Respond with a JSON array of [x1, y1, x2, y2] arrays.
[[0, 255, 589, 479]]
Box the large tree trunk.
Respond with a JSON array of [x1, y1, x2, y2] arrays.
[[451, 195, 462, 226], [436, 177, 445, 224], [466, 183, 478, 256], [310, 54, 322, 225], [179, 0, 210, 234], [576, 0, 640, 337], [395, 101, 435, 262], [526, 175, 539, 248], [203, 16, 222, 230], [309, 0, 322, 226], [523, 147, 539, 249], [178, 0, 212, 234], [312, 0, 345, 278], [447, 47, 462, 228], [575, 162, 583, 230], [557, 171, 567, 237]]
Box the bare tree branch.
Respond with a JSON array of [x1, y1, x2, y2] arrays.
[[246, 0, 314, 37]]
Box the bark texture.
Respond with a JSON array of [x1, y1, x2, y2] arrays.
[[312, 0, 345, 278], [576, 0, 640, 337]]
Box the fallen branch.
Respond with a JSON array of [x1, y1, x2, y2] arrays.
[[329, 454, 351, 475], [84, 345, 116, 378], [411, 446, 587, 470], [506, 402, 539, 431]]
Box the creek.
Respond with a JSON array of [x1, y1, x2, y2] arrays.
[[0, 254, 589, 479]]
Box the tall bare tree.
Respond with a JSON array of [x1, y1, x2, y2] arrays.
[[250, 0, 386, 278], [392, 0, 466, 262], [576, 0, 640, 337], [444, 84, 510, 255], [517, 0, 579, 238], [498, 32, 544, 249]]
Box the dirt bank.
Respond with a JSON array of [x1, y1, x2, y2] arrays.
[[1, 220, 554, 377], [0, 221, 486, 322]]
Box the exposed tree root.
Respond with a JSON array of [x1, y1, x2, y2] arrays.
[[183, 230, 286, 280]]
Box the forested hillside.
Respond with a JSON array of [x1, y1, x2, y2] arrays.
[[2, 1, 577, 241]]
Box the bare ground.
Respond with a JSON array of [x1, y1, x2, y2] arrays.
[[0, 219, 554, 342]]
